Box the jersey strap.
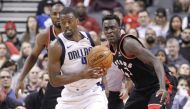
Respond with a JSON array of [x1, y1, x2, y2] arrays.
[[85, 32, 95, 47]]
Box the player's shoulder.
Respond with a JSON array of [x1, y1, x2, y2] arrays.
[[36, 29, 49, 42], [123, 35, 143, 51], [123, 35, 139, 45]]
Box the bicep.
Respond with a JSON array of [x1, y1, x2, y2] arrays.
[[48, 41, 62, 76]]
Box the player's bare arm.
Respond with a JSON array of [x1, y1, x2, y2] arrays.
[[48, 40, 104, 87], [16, 31, 48, 97], [123, 37, 168, 103]]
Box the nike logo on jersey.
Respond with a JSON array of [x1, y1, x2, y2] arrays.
[[67, 45, 73, 48]]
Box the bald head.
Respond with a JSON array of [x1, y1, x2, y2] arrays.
[[51, 3, 64, 13]]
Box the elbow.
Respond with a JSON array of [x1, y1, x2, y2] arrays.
[[49, 79, 59, 87], [49, 77, 62, 87]]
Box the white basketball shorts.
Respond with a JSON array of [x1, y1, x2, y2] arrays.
[[55, 84, 108, 109]]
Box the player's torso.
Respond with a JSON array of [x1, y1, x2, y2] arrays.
[[113, 35, 159, 89], [59, 32, 92, 74], [57, 32, 101, 90]]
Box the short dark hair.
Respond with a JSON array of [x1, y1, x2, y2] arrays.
[[155, 8, 167, 17], [138, 9, 149, 15], [60, 7, 77, 18], [102, 14, 120, 25]]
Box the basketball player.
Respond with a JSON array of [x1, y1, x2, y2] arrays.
[[15, 3, 64, 109], [48, 7, 108, 109], [100, 35, 131, 109], [102, 14, 173, 109]]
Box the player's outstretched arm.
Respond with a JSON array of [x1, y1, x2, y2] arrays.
[[16, 31, 48, 97], [123, 37, 169, 103]]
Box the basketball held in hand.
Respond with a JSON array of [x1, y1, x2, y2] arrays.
[[87, 45, 113, 69]]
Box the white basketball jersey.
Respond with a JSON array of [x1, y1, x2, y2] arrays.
[[57, 31, 101, 92]]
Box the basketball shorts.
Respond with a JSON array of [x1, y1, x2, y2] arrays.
[[55, 84, 108, 109], [108, 91, 124, 109], [124, 85, 176, 109]]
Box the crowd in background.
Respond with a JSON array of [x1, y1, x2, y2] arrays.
[[0, 0, 190, 109]]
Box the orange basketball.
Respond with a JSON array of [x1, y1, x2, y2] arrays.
[[87, 45, 113, 69]]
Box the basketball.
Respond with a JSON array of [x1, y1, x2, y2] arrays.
[[87, 45, 113, 69]]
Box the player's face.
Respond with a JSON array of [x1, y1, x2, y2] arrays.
[[103, 19, 120, 44], [50, 5, 64, 28], [60, 13, 78, 37]]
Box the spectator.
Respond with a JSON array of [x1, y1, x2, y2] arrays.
[[178, 64, 190, 78], [0, 43, 9, 68], [144, 28, 162, 54], [4, 21, 21, 50], [17, 42, 32, 70], [123, 0, 140, 29], [180, 27, 190, 63], [25, 72, 49, 109], [75, 2, 100, 34], [36, 0, 55, 16], [172, 76, 190, 109], [157, 36, 167, 48], [0, 69, 24, 104], [36, 0, 52, 29], [153, 8, 169, 37], [173, 0, 190, 13], [1, 60, 17, 76], [0, 33, 4, 43], [24, 66, 41, 95], [166, 15, 183, 41], [182, 10, 190, 29], [22, 16, 39, 47], [0, 84, 23, 109], [1, 59, 20, 92], [155, 49, 169, 65], [137, 10, 161, 39], [166, 38, 189, 68], [168, 64, 178, 78]]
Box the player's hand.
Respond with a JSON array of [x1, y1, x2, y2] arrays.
[[15, 81, 24, 99], [0, 86, 7, 102], [81, 67, 104, 79], [119, 89, 129, 100], [100, 68, 108, 76], [156, 89, 170, 104]]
